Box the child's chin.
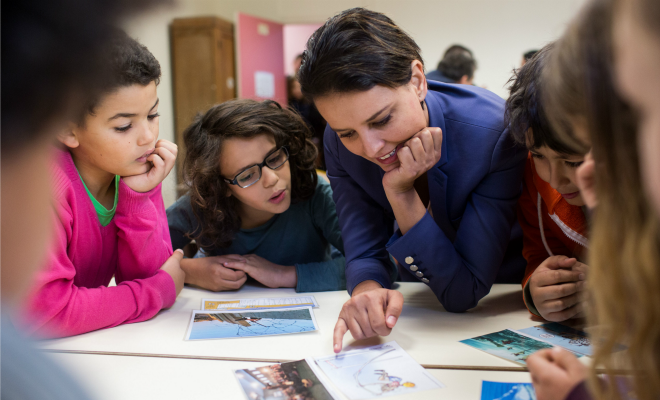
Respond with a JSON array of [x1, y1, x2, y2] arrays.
[[271, 199, 291, 212], [135, 163, 152, 174], [122, 164, 151, 177]]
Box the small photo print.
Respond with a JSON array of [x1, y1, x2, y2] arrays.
[[185, 307, 318, 340], [235, 360, 336, 400], [202, 296, 319, 311], [460, 329, 555, 366], [515, 323, 592, 356], [480, 381, 536, 400]]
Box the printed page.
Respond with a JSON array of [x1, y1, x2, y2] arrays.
[[480, 381, 536, 400], [460, 329, 556, 366], [185, 307, 319, 340], [514, 323, 593, 356], [313, 341, 444, 400], [235, 359, 339, 400], [202, 296, 319, 311]]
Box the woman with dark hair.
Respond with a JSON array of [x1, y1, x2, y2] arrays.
[[167, 99, 346, 293], [297, 7, 527, 351]]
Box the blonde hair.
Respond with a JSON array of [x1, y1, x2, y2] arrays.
[[545, 0, 660, 398]]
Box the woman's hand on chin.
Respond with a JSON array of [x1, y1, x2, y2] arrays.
[[382, 127, 442, 195]]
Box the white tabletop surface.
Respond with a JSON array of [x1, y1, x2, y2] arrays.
[[40, 283, 541, 370], [50, 352, 533, 400]]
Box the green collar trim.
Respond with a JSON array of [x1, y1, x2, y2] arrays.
[[78, 172, 119, 227]]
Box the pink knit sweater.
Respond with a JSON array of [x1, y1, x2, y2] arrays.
[[22, 148, 176, 338]]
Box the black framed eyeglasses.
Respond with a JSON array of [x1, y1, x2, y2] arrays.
[[224, 146, 289, 188]]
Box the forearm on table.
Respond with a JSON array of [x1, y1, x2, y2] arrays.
[[352, 280, 384, 296], [115, 187, 173, 280], [180, 258, 203, 286], [386, 214, 491, 312], [276, 265, 298, 288], [26, 273, 175, 338], [385, 188, 427, 235]]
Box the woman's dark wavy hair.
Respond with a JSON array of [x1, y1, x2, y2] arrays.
[[297, 7, 423, 100], [183, 99, 318, 251], [505, 43, 581, 155]]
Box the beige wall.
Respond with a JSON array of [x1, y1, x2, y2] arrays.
[[123, 0, 587, 207]]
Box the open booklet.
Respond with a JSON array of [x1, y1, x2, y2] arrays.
[[234, 341, 444, 400]]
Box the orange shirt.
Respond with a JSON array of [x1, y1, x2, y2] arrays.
[[517, 153, 588, 312]]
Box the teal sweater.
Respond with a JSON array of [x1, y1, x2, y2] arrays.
[[166, 179, 346, 292]]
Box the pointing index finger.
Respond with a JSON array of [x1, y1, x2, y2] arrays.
[[333, 318, 348, 353]]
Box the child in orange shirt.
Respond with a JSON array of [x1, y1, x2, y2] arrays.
[[505, 44, 589, 322]]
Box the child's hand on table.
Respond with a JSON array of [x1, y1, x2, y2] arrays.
[[160, 249, 186, 297], [123, 139, 178, 193], [527, 347, 588, 400], [333, 280, 404, 353], [529, 256, 588, 321], [180, 255, 248, 291], [223, 254, 297, 289]]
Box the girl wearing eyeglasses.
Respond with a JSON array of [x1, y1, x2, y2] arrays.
[[167, 99, 346, 293]]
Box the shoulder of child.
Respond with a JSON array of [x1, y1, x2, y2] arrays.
[[312, 176, 333, 201], [168, 193, 193, 210], [50, 147, 79, 206], [305, 176, 335, 216], [166, 193, 195, 220], [291, 175, 331, 216]]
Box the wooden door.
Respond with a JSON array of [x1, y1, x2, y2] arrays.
[[170, 17, 236, 196]]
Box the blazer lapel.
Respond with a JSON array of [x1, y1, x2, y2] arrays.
[[425, 86, 455, 241]]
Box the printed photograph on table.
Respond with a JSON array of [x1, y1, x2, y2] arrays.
[[460, 330, 557, 366], [202, 296, 319, 311], [235, 360, 336, 400], [314, 341, 444, 400], [515, 323, 592, 356], [481, 381, 536, 400], [185, 307, 318, 340]]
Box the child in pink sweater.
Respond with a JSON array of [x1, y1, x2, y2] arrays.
[[21, 32, 185, 338]]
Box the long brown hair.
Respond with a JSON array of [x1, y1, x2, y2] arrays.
[[182, 99, 318, 251], [544, 0, 660, 398]]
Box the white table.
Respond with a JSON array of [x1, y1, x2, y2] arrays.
[[40, 283, 539, 370], [51, 352, 533, 400]]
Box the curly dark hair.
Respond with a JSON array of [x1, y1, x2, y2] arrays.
[[183, 99, 318, 251], [505, 43, 580, 155]]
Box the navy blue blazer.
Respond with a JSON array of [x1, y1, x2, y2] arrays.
[[324, 81, 527, 312]]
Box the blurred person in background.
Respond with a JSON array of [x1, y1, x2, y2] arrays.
[[522, 49, 539, 66], [426, 44, 477, 85], [1, 0, 166, 397], [288, 53, 327, 169]]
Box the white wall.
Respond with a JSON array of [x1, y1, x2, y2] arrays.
[[123, 0, 587, 207], [284, 24, 323, 76]]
